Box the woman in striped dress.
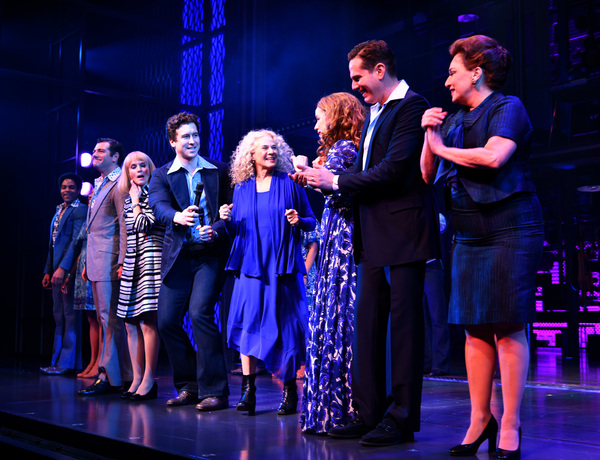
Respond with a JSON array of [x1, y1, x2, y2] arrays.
[[117, 151, 165, 400]]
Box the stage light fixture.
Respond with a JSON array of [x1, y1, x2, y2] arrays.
[[81, 182, 93, 196], [80, 152, 92, 168]]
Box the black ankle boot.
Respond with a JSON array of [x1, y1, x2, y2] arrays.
[[237, 374, 256, 415], [277, 379, 298, 415]]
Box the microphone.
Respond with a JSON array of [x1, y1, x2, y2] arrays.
[[193, 182, 205, 225]]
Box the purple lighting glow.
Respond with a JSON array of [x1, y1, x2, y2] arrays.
[[458, 14, 478, 23], [80, 152, 92, 168], [81, 182, 92, 197]]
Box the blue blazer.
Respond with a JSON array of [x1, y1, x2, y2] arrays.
[[44, 202, 88, 274], [338, 90, 440, 266], [148, 156, 232, 278]]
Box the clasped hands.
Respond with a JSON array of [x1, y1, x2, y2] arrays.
[[421, 107, 448, 154]]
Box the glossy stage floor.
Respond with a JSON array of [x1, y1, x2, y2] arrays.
[[1, 350, 600, 459]]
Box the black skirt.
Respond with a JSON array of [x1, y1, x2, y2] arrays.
[[448, 186, 544, 325]]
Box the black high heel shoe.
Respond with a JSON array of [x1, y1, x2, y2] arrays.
[[448, 415, 498, 456], [497, 427, 521, 459], [129, 382, 158, 401]]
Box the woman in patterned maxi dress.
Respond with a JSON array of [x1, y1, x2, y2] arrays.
[[300, 92, 366, 433]]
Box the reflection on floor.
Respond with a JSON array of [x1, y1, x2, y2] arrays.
[[0, 351, 599, 459]]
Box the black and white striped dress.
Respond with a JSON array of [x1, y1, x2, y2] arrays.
[[117, 186, 165, 319]]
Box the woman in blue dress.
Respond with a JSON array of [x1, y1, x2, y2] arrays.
[[421, 35, 544, 458], [220, 130, 316, 416], [300, 92, 365, 434]]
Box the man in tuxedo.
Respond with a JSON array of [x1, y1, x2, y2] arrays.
[[77, 138, 131, 395], [41, 173, 87, 375], [296, 40, 439, 446], [149, 112, 231, 411]]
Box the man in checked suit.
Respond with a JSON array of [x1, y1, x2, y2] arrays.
[[77, 138, 131, 395], [149, 112, 231, 411], [295, 40, 439, 446]]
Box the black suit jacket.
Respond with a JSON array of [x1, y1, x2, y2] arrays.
[[338, 89, 439, 266], [148, 156, 232, 278]]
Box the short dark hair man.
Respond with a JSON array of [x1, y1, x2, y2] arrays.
[[41, 173, 87, 375], [149, 112, 231, 410], [296, 40, 439, 446], [77, 138, 132, 395]]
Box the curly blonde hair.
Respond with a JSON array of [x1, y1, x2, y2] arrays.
[[316, 92, 365, 159], [229, 130, 294, 185], [118, 151, 156, 194]]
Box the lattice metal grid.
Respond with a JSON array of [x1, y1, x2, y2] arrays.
[[211, 0, 226, 31], [208, 109, 224, 160], [183, 0, 204, 33], [209, 33, 225, 107], [180, 41, 203, 107]]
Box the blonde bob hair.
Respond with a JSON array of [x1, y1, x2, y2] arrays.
[[229, 130, 294, 185], [118, 151, 156, 194]]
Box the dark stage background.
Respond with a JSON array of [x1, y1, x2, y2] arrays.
[[1, 0, 599, 363]]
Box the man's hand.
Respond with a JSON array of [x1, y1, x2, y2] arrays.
[[174, 205, 200, 226], [291, 164, 334, 191], [51, 267, 67, 288], [196, 225, 216, 242], [42, 274, 51, 289]]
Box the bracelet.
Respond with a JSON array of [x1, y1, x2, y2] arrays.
[[65, 274, 72, 279], [132, 203, 142, 209]]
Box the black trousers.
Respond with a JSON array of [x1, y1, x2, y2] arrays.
[[351, 256, 426, 432]]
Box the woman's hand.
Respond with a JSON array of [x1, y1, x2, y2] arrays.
[[292, 155, 308, 172], [61, 275, 72, 294], [426, 127, 446, 156], [285, 208, 300, 226], [219, 204, 233, 221], [129, 181, 142, 202], [421, 107, 447, 130], [312, 156, 325, 168]]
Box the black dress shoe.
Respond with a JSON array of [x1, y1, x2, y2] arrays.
[[196, 396, 229, 411], [429, 369, 448, 377], [40, 366, 72, 376], [359, 420, 414, 447], [327, 417, 374, 439], [129, 382, 158, 401], [166, 390, 198, 406], [77, 377, 116, 396], [120, 391, 134, 400]]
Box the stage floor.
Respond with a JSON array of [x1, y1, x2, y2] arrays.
[[1, 352, 599, 459]]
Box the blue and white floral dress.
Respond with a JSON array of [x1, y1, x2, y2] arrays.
[[300, 139, 358, 433]]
